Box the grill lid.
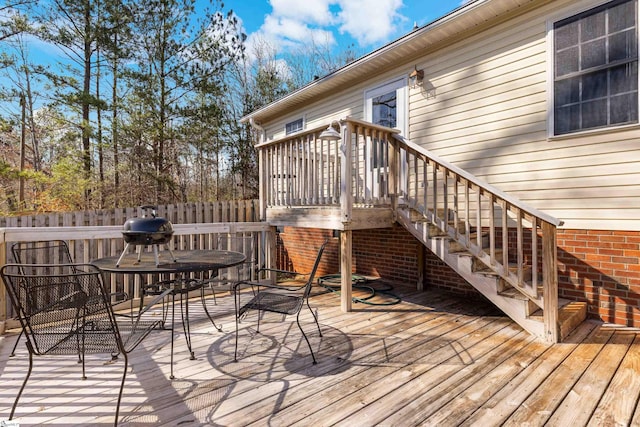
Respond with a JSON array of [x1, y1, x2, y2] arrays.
[[122, 205, 173, 245]]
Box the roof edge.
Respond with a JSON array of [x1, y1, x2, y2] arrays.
[[240, 0, 490, 124]]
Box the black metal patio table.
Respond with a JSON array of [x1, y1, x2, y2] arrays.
[[92, 249, 245, 378]]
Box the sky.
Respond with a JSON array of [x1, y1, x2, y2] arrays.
[[223, 0, 468, 59]]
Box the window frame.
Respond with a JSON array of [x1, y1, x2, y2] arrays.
[[548, 0, 639, 137], [364, 77, 408, 136], [285, 117, 304, 135]]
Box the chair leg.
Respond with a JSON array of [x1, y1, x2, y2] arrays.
[[200, 286, 222, 332], [9, 329, 23, 357], [114, 352, 128, 427], [306, 299, 323, 337], [296, 312, 317, 364], [10, 350, 33, 420], [234, 287, 240, 362], [170, 292, 176, 380], [80, 325, 87, 380]]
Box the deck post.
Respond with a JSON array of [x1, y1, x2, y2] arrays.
[[340, 121, 353, 312], [542, 221, 559, 343], [340, 230, 353, 312]]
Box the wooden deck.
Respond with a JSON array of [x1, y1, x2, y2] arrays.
[[1, 283, 640, 426]]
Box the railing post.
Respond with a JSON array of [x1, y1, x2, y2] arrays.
[[388, 134, 398, 217], [258, 148, 267, 221], [340, 122, 353, 312], [267, 226, 278, 284], [542, 221, 559, 343], [340, 122, 353, 224]]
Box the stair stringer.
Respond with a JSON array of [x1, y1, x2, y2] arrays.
[[396, 208, 547, 340]]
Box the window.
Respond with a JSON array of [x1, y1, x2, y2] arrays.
[[365, 78, 407, 169], [553, 0, 638, 135], [372, 90, 397, 129], [285, 118, 303, 135]]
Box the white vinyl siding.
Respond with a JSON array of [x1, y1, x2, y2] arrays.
[[260, 0, 640, 230], [407, 0, 640, 230]]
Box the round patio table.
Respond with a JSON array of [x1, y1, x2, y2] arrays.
[[92, 249, 245, 378]]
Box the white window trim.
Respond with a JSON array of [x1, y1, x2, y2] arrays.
[[546, 0, 640, 139], [364, 76, 408, 135], [284, 115, 305, 135]]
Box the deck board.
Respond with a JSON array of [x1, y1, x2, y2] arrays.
[[2, 284, 640, 426]]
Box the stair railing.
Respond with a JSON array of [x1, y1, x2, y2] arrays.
[[390, 131, 563, 343]]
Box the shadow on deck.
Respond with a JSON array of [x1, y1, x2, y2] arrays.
[[0, 283, 638, 426]]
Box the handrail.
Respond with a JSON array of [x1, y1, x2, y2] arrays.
[[394, 135, 563, 228], [387, 125, 561, 342]]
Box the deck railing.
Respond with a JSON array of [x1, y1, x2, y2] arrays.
[[257, 119, 399, 220], [0, 222, 275, 325], [258, 117, 563, 342]]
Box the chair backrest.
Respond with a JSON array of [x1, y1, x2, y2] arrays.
[[302, 240, 328, 298], [216, 234, 257, 281], [11, 240, 75, 274], [1, 263, 120, 356]]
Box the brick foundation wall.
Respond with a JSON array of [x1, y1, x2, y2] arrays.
[[277, 226, 640, 327], [557, 229, 640, 326], [278, 225, 473, 292], [351, 226, 422, 286], [423, 251, 479, 297], [276, 228, 339, 278]]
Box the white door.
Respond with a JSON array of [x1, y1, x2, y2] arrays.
[[365, 78, 407, 199]]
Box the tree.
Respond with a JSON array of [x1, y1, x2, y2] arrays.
[[22, 0, 135, 207], [0, 1, 33, 42], [127, 0, 244, 203]]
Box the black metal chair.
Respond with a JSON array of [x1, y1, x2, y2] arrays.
[[233, 240, 327, 364], [9, 240, 76, 357], [1, 263, 161, 426], [9, 240, 128, 357]]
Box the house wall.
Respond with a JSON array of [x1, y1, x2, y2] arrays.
[[277, 225, 423, 287], [557, 229, 640, 326], [408, 0, 640, 232], [276, 228, 339, 278], [279, 226, 640, 326], [263, 0, 640, 233]]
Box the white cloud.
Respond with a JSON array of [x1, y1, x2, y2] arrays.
[[337, 0, 405, 46], [269, 0, 334, 25], [248, 0, 408, 55]]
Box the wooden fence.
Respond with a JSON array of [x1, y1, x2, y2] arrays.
[[0, 200, 267, 328]]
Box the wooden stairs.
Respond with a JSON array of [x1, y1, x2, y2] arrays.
[[395, 205, 586, 342]]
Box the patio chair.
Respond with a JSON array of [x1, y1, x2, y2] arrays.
[[233, 240, 327, 364], [9, 240, 76, 357], [9, 240, 127, 358], [1, 263, 161, 426]]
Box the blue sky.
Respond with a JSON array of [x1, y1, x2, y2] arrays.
[[223, 0, 467, 57]]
